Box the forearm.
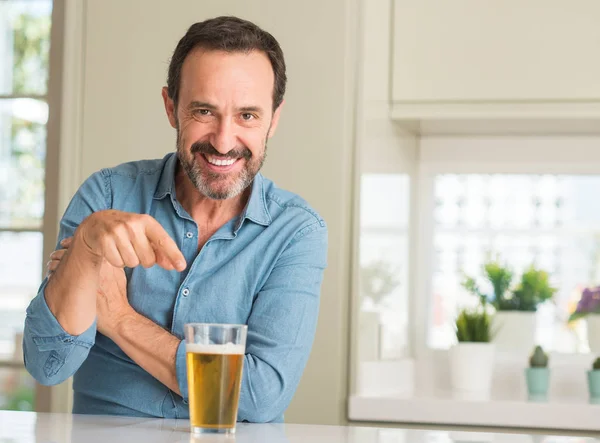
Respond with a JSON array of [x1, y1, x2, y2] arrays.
[[45, 235, 102, 336], [110, 310, 181, 395]]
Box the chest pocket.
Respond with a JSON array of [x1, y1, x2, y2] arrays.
[[126, 266, 180, 329]]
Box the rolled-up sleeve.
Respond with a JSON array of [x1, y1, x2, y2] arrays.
[[175, 220, 327, 422], [23, 170, 110, 385], [23, 279, 97, 385]]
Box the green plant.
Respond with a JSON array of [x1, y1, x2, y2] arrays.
[[4, 385, 34, 411], [512, 265, 557, 312], [529, 345, 549, 368], [360, 260, 400, 306], [455, 307, 493, 343], [593, 357, 600, 371], [462, 260, 514, 310]]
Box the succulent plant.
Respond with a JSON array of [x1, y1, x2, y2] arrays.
[[529, 345, 549, 368], [455, 307, 492, 343], [593, 357, 600, 371]]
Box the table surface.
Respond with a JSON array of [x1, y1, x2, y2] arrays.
[[0, 411, 598, 443]]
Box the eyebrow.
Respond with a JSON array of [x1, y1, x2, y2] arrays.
[[238, 106, 263, 114], [188, 101, 217, 111], [187, 101, 265, 115]]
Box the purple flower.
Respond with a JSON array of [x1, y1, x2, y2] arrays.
[[576, 286, 600, 313]]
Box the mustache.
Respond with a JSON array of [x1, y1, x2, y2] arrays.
[[191, 141, 252, 160]]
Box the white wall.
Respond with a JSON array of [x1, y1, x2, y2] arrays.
[[59, 0, 359, 425], [359, 0, 417, 176], [350, 0, 418, 394]]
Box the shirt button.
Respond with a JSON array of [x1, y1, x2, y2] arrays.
[[182, 288, 190, 297], [186, 232, 193, 239]]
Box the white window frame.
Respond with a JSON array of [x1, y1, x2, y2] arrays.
[[0, 0, 56, 412], [411, 136, 600, 357], [0, 0, 84, 413]]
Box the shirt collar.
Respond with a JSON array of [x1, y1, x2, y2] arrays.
[[153, 153, 178, 200], [236, 172, 272, 229], [153, 152, 271, 228]]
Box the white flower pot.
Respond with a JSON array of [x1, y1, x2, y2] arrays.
[[450, 342, 495, 400], [492, 312, 536, 353], [358, 311, 381, 361], [587, 315, 600, 353]]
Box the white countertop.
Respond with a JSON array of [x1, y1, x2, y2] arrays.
[[0, 411, 598, 443]]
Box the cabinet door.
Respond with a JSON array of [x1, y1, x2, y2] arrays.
[[393, 0, 600, 103]]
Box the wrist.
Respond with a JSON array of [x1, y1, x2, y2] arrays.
[[72, 216, 103, 264], [111, 308, 139, 341]]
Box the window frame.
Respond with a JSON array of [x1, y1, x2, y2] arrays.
[[412, 137, 600, 357], [0, 0, 74, 413]]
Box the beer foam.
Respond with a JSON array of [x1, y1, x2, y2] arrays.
[[186, 343, 245, 355]]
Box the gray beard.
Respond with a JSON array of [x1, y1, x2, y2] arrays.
[[174, 117, 269, 200], [178, 152, 255, 200], [176, 136, 267, 200]]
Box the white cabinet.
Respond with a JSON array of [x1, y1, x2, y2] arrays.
[[391, 0, 600, 128]]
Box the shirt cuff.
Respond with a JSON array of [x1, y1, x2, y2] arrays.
[[26, 280, 96, 351], [175, 339, 188, 403]]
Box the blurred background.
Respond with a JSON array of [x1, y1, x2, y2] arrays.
[[2, 0, 600, 432]]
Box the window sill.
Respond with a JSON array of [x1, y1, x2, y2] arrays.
[[0, 359, 25, 369], [351, 352, 600, 431], [348, 394, 600, 432]]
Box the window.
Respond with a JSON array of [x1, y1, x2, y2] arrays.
[[428, 174, 600, 353], [358, 174, 410, 361], [0, 0, 53, 411]]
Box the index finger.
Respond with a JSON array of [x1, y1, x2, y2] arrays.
[[59, 237, 73, 248], [143, 218, 186, 271]]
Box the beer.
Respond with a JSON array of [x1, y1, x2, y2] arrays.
[[186, 343, 245, 431]]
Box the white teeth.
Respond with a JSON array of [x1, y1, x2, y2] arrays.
[[206, 156, 236, 166]]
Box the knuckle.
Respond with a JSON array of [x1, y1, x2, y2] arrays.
[[112, 222, 128, 237], [129, 257, 140, 267], [125, 222, 138, 239], [100, 237, 113, 253]]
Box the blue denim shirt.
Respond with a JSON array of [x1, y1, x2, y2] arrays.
[[23, 152, 327, 422]]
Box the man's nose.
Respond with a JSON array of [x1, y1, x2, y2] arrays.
[[210, 119, 236, 154]]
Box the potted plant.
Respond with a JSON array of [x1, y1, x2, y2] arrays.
[[568, 286, 600, 353], [525, 345, 549, 401], [463, 260, 525, 352], [512, 265, 556, 311], [359, 260, 400, 360], [449, 303, 495, 400], [588, 357, 600, 404], [489, 265, 556, 353]]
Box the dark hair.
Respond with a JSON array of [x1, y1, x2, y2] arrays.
[[167, 16, 286, 111]]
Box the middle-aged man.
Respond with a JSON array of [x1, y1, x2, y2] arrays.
[[23, 15, 328, 422]]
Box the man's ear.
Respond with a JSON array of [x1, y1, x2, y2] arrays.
[[162, 87, 177, 129]]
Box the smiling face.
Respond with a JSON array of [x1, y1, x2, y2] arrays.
[[162, 48, 283, 200]]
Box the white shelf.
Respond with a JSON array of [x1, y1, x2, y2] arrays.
[[348, 394, 600, 432]]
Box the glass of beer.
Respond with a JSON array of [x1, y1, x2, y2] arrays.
[[184, 323, 247, 435]]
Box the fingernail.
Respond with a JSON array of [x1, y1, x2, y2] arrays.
[[60, 239, 67, 246]]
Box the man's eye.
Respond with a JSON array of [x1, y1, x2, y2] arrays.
[[195, 109, 211, 116], [241, 113, 255, 121]]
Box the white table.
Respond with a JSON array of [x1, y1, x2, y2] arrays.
[[0, 411, 598, 443]]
